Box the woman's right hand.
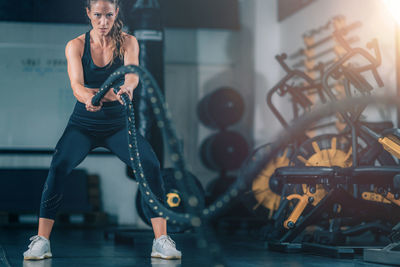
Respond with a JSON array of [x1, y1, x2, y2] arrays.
[[85, 94, 103, 112]]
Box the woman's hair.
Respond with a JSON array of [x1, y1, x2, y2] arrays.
[[86, 0, 125, 63]]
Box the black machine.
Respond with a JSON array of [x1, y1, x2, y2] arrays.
[[246, 21, 400, 259]]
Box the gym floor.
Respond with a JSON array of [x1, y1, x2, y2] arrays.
[[1, 226, 384, 267]]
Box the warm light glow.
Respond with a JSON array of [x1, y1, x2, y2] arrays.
[[383, 0, 400, 25]]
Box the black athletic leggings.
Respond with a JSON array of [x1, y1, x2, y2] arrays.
[[40, 100, 165, 220]]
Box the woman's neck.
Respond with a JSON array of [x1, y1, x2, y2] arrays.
[[90, 30, 112, 48]]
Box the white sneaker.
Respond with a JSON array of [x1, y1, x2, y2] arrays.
[[23, 235, 52, 260], [151, 235, 182, 260]]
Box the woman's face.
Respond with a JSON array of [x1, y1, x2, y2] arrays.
[[86, 0, 119, 36]]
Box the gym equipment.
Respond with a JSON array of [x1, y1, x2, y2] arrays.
[[290, 20, 361, 60], [197, 87, 245, 130], [241, 143, 294, 219], [261, 96, 400, 257], [306, 20, 361, 50], [233, 19, 400, 259], [259, 48, 340, 223], [197, 87, 248, 225], [136, 168, 205, 233], [292, 36, 359, 63], [363, 166, 400, 265], [364, 220, 400, 265], [266, 53, 328, 130], [200, 130, 249, 171]]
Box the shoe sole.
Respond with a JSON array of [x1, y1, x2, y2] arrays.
[[151, 252, 181, 260], [24, 253, 52, 260]]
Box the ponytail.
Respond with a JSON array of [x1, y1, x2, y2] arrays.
[[109, 15, 125, 63]]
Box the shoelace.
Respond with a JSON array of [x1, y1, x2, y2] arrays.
[[27, 235, 44, 249], [161, 236, 176, 249]]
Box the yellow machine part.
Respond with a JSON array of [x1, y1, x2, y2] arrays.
[[362, 192, 391, 204], [283, 194, 312, 229], [297, 137, 353, 205], [251, 148, 290, 218], [166, 192, 181, 208], [362, 191, 400, 207], [385, 192, 400, 206], [283, 136, 353, 229], [379, 136, 400, 159], [363, 135, 400, 206]]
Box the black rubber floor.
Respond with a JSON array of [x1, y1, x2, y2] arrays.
[[0, 226, 385, 267]]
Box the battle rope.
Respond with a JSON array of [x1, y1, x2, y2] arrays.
[[92, 65, 247, 227], [92, 64, 249, 266]]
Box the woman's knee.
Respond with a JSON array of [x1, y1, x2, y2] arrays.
[[141, 158, 162, 178], [48, 158, 73, 180], [141, 160, 164, 192]]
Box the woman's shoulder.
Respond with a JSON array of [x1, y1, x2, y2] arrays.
[[65, 34, 85, 58], [65, 33, 86, 57], [122, 32, 138, 48]]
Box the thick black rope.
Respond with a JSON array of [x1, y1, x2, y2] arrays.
[[92, 64, 247, 226], [92, 64, 240, 265]]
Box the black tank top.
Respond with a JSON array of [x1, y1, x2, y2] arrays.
[[82, 31, 125, 88]]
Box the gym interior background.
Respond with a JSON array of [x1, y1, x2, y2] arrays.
[[1, 0, 400, 266]]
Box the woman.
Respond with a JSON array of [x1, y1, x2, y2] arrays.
[[23, 0, 181, 261]]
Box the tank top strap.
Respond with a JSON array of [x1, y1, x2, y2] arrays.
[[82, 31, 91, 63]]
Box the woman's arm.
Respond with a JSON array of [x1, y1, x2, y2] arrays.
[[65, 38, 103, 112], [116, 34, 140, 104], [65, 39, 96, 103]]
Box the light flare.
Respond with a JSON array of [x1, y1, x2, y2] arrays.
[[383, 0, 400, 25]]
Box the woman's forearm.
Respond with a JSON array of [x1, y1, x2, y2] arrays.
[[125, 73, 139, 92], [71, 83, 96, 103]]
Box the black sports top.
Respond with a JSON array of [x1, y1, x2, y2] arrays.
[[82, 31, 124, 88]]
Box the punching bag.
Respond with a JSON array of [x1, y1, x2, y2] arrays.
[[126, 0, 165, 166]]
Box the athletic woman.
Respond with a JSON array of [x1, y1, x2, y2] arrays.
[[23, 0, 181, 260]]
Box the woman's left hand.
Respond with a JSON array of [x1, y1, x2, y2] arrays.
[[116, 85, 134, 105]]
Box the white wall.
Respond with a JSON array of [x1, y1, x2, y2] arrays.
[[251, 0, 282, 146]]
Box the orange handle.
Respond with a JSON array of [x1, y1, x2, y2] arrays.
[[284, 194, 311, 229]]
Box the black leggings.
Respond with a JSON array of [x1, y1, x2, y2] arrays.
[[40, 100, 165, 220]]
